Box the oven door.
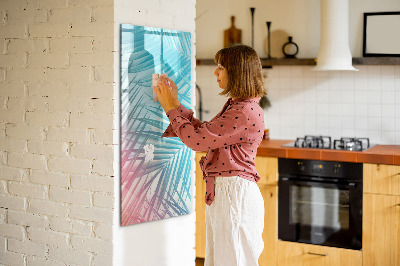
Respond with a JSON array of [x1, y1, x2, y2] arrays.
[[278, 176, 362, 250]]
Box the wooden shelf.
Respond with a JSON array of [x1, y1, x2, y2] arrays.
[[196, 57, 400, 67], [352, 57, 400, 65], [260, 58, 316, 67]]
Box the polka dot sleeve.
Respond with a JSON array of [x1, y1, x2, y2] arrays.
[[165, 106, 249, 152], [162, 103, 203, 138]]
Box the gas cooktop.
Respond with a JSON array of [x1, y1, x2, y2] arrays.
[[282, 135, 375, 151]]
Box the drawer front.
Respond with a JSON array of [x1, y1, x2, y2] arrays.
[[277, 241, 362, 266], [364, 164, 400, 196]]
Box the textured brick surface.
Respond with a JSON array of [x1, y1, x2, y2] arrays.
[[0, 0, 116, 254], [0, 166, 24, 181], [69, 205, 112, 223], [8, 210, 50, 229], [0, 195, 25, 210], [46, 127, 87, 143], [50, 217, 92, 236], [49, 186, 91, 205], [7, 39, 47, 54], [7, 238, 47, 256], [0, 82, 25, 97], [93, 223, 112, 240], [28, 199, 69, 217], [27, 227, 69, 248], [8, 181, 48, 199], [48, 157, 92, 175], [48, 246, 91, 265], [0, 0, 197, 264], [93, 192, 113, 208], [70, 174, 113, 192]]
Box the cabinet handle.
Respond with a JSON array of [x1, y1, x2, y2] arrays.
[[307, 252, 328, 256], [397, 204, 400, 207]]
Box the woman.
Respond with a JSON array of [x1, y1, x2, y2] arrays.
[[153, 44, 266, 266]]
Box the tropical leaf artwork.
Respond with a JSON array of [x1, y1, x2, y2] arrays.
[[120, 24, 192, 226]]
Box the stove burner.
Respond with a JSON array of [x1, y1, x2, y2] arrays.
[[333, 137, 370, 151], [295, 135, 332, 149], [286, 136, 372, 151]]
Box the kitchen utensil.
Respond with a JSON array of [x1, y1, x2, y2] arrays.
[[266, 21, 272, 58], [224, 16, 242, 48], [250, 7, 255, 48]]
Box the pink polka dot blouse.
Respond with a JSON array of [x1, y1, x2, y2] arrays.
[[162, 97, 265, 205]]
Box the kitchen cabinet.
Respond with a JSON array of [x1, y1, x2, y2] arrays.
[[276, 241, 362, 266], [255, 156, 278, 186], [259, 184, 278, 266], [195, 152, 207, 258], [363, 163, 400, 196], [195, 156, 400, 265], [363, 193, 400, 266], [256, 157, 278, 266], [363, 164, 400, 266], [195, 154, 279, 266]]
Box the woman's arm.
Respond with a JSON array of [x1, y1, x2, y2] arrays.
[[155, 77, 252, 151], [161, 103, 204, 138], [156, 76, 203, 137], [165, 107, 249, 152]]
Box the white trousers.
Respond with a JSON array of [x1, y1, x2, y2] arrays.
[[205, 176, 264, 266]]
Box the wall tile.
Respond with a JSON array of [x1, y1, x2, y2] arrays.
[[382, 117, 396, 131], [367, 91, 381, 105], [354, 116, 368, 130], [382, 90, 395, 104], [382, 105, 395, 118], [367, 129, 382, 143], [197, 65, 400, 144], [367, 104, 382, 118]]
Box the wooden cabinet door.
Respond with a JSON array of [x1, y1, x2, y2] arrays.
[[363, 193, 400, 266], [364, 164, 400, 196], [195, 152, 207, 258], [255, 156, 278, 186], [277, 241, 362, 266], [259, 185, 278, 266]]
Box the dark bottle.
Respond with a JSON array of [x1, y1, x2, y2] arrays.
[[282, 36, 299, 58]]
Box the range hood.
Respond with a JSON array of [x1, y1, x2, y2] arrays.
[[314, 0, 358, 71]]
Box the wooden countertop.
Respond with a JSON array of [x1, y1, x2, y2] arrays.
[[256, 139, 400, 165]]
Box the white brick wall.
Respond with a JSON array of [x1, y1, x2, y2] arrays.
[[0, 0, 114, 265]]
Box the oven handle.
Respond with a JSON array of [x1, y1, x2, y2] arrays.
[[280, 177, 357, 189]]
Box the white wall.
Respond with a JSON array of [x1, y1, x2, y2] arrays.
[[196, 0, 400, 58], [0, 0, 115, 265], [264, 65, 400, 144], [113, 0, 197, 266], [196, 0, 400, 145]]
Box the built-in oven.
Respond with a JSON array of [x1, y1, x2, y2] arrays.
[[278, 158, 363, 250]]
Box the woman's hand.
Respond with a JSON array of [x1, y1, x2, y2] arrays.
[[165, 77, 180, 109], [153, 76, 175, 113]]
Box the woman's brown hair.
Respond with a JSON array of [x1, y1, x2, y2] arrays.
[[214, 44, 266, 99]]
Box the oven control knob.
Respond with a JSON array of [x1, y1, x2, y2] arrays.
[[334, 164, 341, 174], [334, 168, 339, 174], [298, 161, 305, 171]]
